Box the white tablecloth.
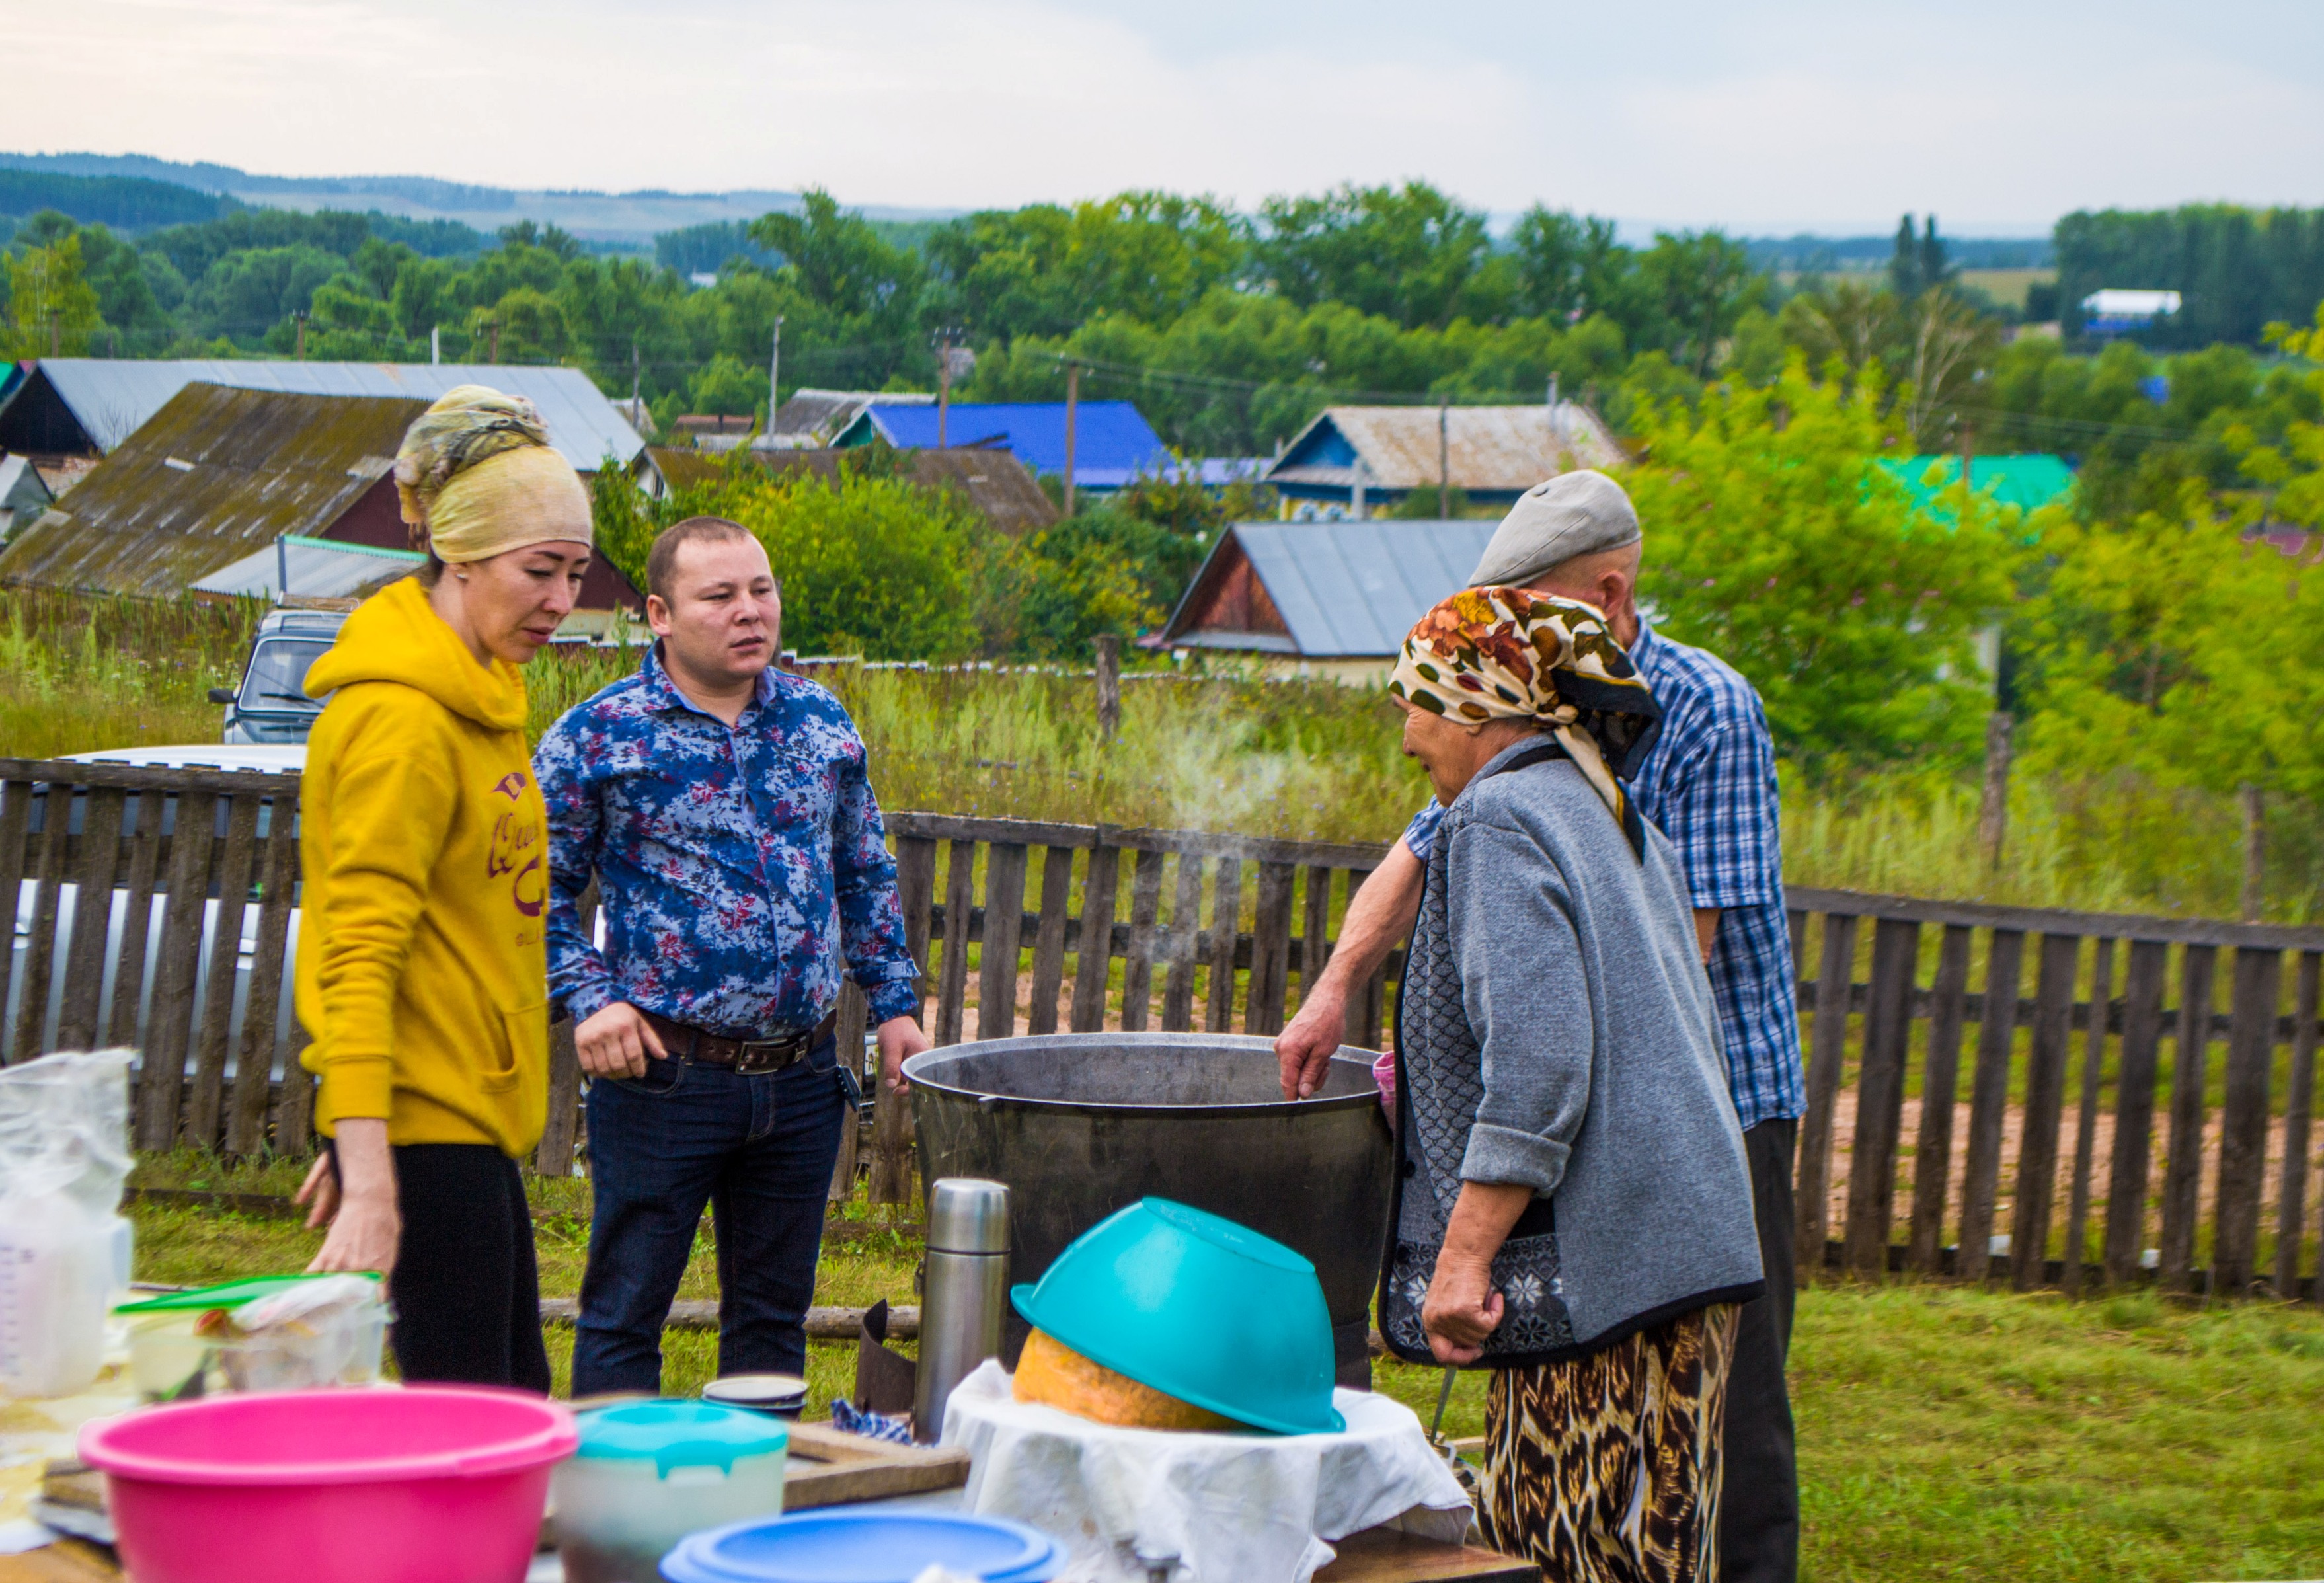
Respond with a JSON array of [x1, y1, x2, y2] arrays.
[[939, 1360, 1472, 1583]]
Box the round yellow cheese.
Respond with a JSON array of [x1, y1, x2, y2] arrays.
[[1012, 1328, 1243, 1432]]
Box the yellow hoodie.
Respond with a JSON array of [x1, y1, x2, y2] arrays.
[[295, 576, 551, 1156]]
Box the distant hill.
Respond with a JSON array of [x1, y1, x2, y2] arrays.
[[1740, 233, 2054, 272], [0, 167, 237, 232], [0, 152, 959, 249]]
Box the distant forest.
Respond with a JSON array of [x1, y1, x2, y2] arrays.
[[0, 158, 2320, 478]]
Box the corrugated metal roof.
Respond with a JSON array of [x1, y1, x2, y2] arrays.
[[757, 388, 933, 451], [0, 383, 427, 597], [12, 358, 645, 467], [193, 533, 425, 599], [1168, 520, 1496, 658], [841, 401, 1168, 484], [1266, 404, 1624, 496]]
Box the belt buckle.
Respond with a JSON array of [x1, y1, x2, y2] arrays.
[[734, 1038, 795, 1075]]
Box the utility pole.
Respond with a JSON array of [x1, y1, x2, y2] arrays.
[[295, 311, 307, 361], [937, 331, 952, 448], [1351, 457, 1368, 521], [767, 315, 785, 427], [1437, 401, 1450, 516], [1062, 360, 1081, 517], [430, 324, 441, 365]]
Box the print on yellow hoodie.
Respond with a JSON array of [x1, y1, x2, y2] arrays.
[[295, 576, 551, 1157]]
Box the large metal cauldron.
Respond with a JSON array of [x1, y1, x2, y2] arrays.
[[905, 1032, 1392, 1387]]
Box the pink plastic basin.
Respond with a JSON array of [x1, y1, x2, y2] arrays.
[[1373, 1050, 1397, 1114], [80, 1386, 577, 1583]]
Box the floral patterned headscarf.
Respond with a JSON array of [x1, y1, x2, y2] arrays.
[[1388, 586, 1662, 851]]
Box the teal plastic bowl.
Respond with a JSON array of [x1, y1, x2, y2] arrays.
[[1011, 1198, 1344, 1436]]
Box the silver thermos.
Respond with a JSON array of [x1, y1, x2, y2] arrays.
[[913, 1177, 1011, 1443]]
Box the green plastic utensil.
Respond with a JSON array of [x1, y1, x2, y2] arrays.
[[115, 1272, 381, 1314]]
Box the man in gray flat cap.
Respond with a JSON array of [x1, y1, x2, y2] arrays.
[[1278, 469, 1804, 1583]]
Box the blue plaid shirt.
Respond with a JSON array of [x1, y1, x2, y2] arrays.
[[535, 646, 920, 1038], [1401, 619, 1803, 1130]]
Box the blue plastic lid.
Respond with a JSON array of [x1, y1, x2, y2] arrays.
[[576, 1400, 787, 1477], [658, 1510, 1061, 1583]]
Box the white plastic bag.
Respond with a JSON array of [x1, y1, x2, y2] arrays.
[[0, 1050, 134, 1397]]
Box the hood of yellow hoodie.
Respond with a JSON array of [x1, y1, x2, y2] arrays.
[[304, 576, 528, 734]]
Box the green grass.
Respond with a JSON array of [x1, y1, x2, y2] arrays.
[[8, 600, 2321, 917], [130, 1188, 2324, 1582]]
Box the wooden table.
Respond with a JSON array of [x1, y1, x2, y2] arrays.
[[1317, 1526, 1537, 1582]]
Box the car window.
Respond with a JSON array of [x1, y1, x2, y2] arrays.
[[237, 638, 335, 712]]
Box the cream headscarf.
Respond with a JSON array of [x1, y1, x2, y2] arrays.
[[1388, 586, 1662, 854], [394, 385, 592, 563]]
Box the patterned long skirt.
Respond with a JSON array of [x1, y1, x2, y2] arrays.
[[1478, 1303, 1739, 1583]]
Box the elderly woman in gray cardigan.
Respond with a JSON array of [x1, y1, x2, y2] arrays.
[[1378, 586, 1763, 1583]]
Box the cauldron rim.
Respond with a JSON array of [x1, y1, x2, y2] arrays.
[[902, 1031, 1385, 1120]]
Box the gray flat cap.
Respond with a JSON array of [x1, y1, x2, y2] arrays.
[[1467, 470, 1640, 587]]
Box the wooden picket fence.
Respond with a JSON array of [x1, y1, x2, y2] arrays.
[[8, 758, 2324, 1299]]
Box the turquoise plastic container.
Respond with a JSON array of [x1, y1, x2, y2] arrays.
[[557, 1401, 789, 1583], [1011, 1197, 1344, 1435]]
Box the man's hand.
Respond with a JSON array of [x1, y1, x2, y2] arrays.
[[301, 1118, 401, 1280], [1422, 1255, 1505, 1365], [1276, 986, 1348, 1102], [877, 1015, 931, 1095], [576, 1001, 668, 1080]]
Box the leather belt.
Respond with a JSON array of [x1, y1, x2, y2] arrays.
[[642, 1009, 838, 1075]]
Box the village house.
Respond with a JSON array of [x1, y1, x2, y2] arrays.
[[0, 358, 648, 473], [1155, 518, 1498, 681], [832, 399, 1168, 497], [1262, 399, 1624, 517], [0, 383, 642, 625]]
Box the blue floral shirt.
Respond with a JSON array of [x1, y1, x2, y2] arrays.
[[535, 646, 919, 1038]]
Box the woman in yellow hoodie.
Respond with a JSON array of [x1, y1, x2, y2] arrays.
[[291, 386, 592, 1391]]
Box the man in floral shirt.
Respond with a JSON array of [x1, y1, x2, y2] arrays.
[[537, 515, 929, 1395]]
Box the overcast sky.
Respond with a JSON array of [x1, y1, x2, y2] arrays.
[[7, 0, 2323, 233]]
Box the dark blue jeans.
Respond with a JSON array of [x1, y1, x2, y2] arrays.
[[571, 1038, 846, 1397]]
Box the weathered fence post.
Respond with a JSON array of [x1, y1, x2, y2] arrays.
[[2102, 940, 2169, 1286], [1795, 913, 1858, 1277], [2239, 784, 2265, 923], [1094, 635, 1122, 742], [2278, 953, 2321, 1301], [2158, 945, 2217, 1293], [2061, 937, 2115, 1296], [1956, 927, 2025, 1281], [1978, 713, 2014, 869]]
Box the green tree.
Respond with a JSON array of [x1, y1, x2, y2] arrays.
[[1254, 181, 1496, 329], [1625, 358, 2022, 767], [925, 192, 1247, 344], [1, 235, 104, 357], [1632, 231, 1762, 376], [688, 353, 765, 417], [1508, 208, 1633, 326]]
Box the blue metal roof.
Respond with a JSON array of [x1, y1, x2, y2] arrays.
[[13, 359, 644, 467], [1171, 520, 1498, 659], [841, 401, 1167, 484]]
